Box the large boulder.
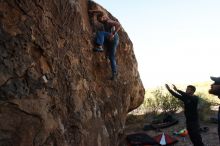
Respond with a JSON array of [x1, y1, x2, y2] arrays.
[[0, 0, 144, 146]]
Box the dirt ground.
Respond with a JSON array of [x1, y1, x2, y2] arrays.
[[119, 112, 219, 146]]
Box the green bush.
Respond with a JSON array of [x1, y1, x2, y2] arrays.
[[144, 88, 182, 114], [197, 92, 214, 121]]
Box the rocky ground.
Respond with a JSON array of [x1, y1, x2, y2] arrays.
[[119, 112, 219, 146]]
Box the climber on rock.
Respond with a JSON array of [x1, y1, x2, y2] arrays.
[[89, 7, 121, 80]]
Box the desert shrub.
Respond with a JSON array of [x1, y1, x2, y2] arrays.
[[144, 88, 182, 114], [161, 93, 183, 113], [197, 92, 214, 121], [144, 94, 160, 115]]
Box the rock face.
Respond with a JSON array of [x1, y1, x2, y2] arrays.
[[0, 0, 144, 146]]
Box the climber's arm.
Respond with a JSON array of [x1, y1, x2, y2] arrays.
[[89, 9, 104, 15], [107, 20, 121, 40]]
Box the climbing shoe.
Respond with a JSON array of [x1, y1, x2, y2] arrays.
[[93, 47, 104, 52]]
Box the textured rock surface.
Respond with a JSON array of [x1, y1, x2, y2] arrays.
[[0, 0, 144, 146]]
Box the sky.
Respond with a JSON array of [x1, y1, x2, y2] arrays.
[[94, 0, 220, 88]]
